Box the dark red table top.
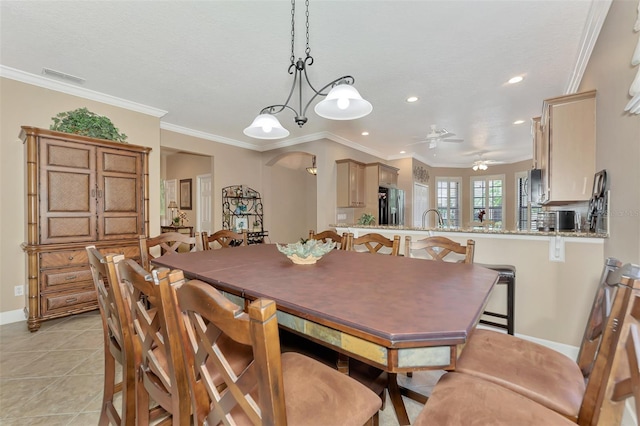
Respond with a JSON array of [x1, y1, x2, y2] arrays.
[[153, 244, 498, 348]]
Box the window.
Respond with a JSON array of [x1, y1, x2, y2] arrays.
[[516, 172, 542, 231], [436, 177, 461, 228], [471, 175, 504, 228]]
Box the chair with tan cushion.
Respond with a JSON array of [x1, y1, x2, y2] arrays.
[[413, 264, 640, 425], [308, 229, 352, 250], [86, 246, 135, 426], [350, 233, 400, 255], [167, 275, 382, 425], [201, 229, 248, 249], [454, 260, 635, 422], [116, 258, 191, 424], [404, 235, 475, 263], [139, 232, 201, 270]]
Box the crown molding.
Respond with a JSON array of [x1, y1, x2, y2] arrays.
[[160, 122, 260, 150], [565, 0, 612, 94], [0, 65, 167, 118]]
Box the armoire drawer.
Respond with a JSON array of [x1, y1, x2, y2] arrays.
[[40, 250, 89, 268], [41, 267, 93, 291], [41, 288, 98, 316], [99, 245, 140, 260]]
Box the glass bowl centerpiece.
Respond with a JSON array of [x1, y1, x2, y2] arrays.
[[276, 239, 336, 265]]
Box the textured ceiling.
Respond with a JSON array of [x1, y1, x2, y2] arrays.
[[0, 0, 609, 167]]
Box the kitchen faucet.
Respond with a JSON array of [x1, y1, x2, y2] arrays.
[[422, 208, 444, 228]]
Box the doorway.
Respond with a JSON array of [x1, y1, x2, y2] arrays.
[[197, 174, 212, 233]]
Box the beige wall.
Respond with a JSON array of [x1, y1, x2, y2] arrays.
[[164, 152, 212, 227], [579, 0, 640, 265], [0, 78, 161, 317]]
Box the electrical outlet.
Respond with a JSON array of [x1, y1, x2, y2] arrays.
[[14, 285, 24, 297]]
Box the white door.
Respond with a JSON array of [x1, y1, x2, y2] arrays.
[[197, 174, 212, 233], [413, 183, 429, 227], [164, 179, 178, 225]]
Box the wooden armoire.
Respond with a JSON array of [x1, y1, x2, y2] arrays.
[[20, 127, 150, 331]]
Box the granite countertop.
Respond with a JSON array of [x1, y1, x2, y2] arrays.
[[331, 224, 608, 238]]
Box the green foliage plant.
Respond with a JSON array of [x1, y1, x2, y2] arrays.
[[357, 212, 376, 226], [50, 107, 128, 142]]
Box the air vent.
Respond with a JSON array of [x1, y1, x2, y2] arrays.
[[42, 68, 85, 84]]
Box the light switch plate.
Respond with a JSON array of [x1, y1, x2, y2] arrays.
[[549, 236, 565, 262]]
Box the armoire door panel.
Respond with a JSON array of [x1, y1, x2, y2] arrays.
[[102, 176, 138, 212], [46, 217, 94, 240], [101, 216, 140, 239], [43, 138, 93, 169], [47, 171, 92, 211], [101, 150, 139, 174]]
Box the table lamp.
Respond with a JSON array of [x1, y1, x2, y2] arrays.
[[168, 201, 178, 225]]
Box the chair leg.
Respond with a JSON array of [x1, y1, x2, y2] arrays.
[[99, 352, 117, 426]]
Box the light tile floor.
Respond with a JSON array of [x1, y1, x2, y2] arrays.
[[0, 311, 430, 425]]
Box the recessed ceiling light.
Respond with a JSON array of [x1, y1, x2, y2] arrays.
[[513, 120, 525, 125], [508, 76, 524, 84], [400, 150, 406, 154], [361, 131, 369, 136], [406, 96, 419, 103]]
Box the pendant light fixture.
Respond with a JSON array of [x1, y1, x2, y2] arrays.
[[243, 0, 372, 140], [306, 155, 318, 175]]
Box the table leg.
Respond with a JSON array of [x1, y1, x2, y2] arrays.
[[337, 352, 350, 374], [387, 373, 410, 425]]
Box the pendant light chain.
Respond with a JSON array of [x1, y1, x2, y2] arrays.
[[290, 0, 312, 65], [305, 0, 311, 57], [290, 0, 296, 65]]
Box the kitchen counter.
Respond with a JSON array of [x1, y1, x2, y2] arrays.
[[331, 224, 608, 239]]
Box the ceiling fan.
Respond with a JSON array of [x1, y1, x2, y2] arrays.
[[471, 156, 505, 171], [412, 125, 464, 149]]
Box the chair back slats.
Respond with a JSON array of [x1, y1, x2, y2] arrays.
[[86, 246, 135, 426], [350, 233, 400, 255], [578, 264, 640, 425], [140, 232, 200, 270], [117, 259, 191, 425], [202, 229, 248, 250], [308, 229, 352, 250], [405, 236, 475, 263], [577, 257, 623, 377], [172, 279, 287, 425]]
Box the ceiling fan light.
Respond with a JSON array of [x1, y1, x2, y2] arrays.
[[314, 84, 373, 120], [243, 114, 290, 139], [480, 164, 488, 170], [472, 164, 479, 171]]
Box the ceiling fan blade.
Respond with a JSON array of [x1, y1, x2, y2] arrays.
[[406, 140, 429, 147], [442, 138, 464, 143]]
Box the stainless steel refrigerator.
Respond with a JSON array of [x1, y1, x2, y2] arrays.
[[378, 187, 405, 226]]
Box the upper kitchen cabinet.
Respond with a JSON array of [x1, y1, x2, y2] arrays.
[[374, 162, 399, 187], [336, 159, 366, 207], [531, 116, 545, 170], [537, 90, 596, 204]]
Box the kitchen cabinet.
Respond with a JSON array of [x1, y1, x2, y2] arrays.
[[537, 90, 596, 204], [20, 127, 150, 331], [336, 159, 366, 207], [531, 116, 544, 170], [375, 162, 399, 187]]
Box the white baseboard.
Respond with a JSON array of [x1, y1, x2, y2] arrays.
[[0, 309, 27, 326]]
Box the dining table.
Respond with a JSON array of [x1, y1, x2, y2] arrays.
[[152, 243, 499, 425]]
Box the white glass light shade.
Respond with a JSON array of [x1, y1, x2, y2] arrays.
[[243, 114, 290, 139], [314, 84, 373, 120]]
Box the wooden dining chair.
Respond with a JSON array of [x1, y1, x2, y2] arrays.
[[455, 260, 637, 422], [139, 231, 201, 270], [201, 229, 248, 249], [404, 235, 475, 263], [167, 275, 382, 425], [413, 266, 640, 425], [308, 229, 352, 250], [86, 246, 135, 426], [350, 233, 400, 255], [116, 258, 191, 425]]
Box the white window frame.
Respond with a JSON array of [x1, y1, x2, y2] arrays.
[[470, 174, 505, 229], [435, 177, 462, 228]]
